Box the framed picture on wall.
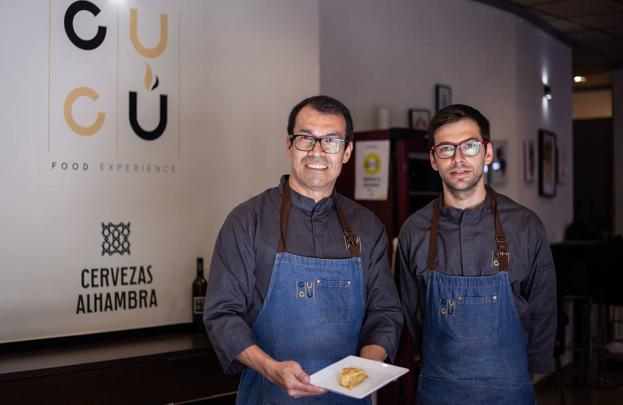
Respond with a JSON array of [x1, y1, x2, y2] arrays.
[[538, 129, 557, 197], [435, 84, 452, 111], [523, 140, 535, 183], [408, 108, 431, 130]]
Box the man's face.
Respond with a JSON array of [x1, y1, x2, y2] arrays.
[[286, 105, 352, 200], [429, 118, 493, 194]]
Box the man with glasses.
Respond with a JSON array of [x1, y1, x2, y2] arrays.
[[204, 95, 403, 404], [398, 104, 556, 404]]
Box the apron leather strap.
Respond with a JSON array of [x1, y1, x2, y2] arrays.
[[278, 180, 361, 258], [426, 188, 508, 272], [487, 188, 509, 272], [335, 202, 361, 258]]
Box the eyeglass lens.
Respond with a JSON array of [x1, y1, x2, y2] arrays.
[[435, 140, 483, 158], [293, 135, 344, 154]]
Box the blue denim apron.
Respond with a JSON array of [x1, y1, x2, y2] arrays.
[[417, 191, 536, 404], [237, 183, 370, 405]]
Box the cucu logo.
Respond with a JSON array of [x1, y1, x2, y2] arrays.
[[62, 0, 169, 141]]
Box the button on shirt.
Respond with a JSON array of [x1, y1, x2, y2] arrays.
[[204, 176, 403, 374], [398, 189, 557, 374]]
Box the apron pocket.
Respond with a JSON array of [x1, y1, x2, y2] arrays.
[[315, 279, 352, 324], [453, 295, 498, 340]]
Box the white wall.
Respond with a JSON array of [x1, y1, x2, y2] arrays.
[[180, 0, 320, 252], [319, 0, 573, 242], [573, 90, 613, 119], [0, 0, 319, 342], [614, 69, 623, 236]]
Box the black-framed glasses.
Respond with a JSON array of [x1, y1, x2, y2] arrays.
[[431, 139, 489, 159], [290, 134, 346, 154]]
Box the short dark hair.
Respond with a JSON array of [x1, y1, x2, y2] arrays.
[[287, 95, 354, 143], [427, 104, 490, 149]]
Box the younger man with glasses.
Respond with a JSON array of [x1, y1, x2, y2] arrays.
[[204, 95, 403, 404], [398, 104, 556, 404]]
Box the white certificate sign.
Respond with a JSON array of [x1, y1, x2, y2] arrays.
[[354, 140, 390, 201]]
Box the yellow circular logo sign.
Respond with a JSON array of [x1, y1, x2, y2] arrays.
[[363, 153, 381, 175]]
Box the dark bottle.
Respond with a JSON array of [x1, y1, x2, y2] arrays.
[[192, 257, 208, 332]]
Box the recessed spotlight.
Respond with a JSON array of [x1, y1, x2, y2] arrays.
[[573, 75, 587, 83]]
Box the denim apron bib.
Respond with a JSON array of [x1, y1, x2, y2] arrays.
[[236, 183, 370, 405], [417, 190, 536, 405]]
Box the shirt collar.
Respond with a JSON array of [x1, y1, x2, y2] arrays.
[[279, 175, 335, 215], [439, 190, 492, 223]]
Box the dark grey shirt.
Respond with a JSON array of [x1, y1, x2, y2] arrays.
[[398, 189, 557, 375], [204, 176, 403, 374]]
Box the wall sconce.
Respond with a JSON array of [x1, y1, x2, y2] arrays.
[[543, 83, 552, 100]]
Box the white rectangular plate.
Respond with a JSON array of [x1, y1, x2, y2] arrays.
[[309, 355, 409, 399]]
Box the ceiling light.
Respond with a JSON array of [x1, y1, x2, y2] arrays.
[[573, 76, 587, 83]]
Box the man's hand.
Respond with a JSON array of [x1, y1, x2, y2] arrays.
[[236, 345, 326, 398], [360, 344, 387, 362], [264, 360, 327, 398]]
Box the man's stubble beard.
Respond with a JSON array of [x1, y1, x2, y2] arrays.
[[441, 165, 485, 202]]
